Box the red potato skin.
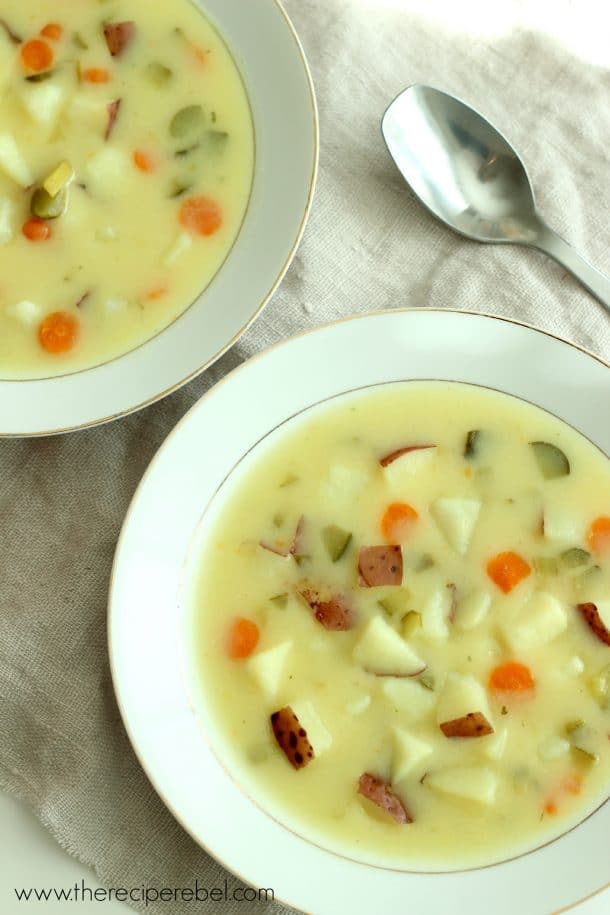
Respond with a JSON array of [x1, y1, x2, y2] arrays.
[[577, 603, 610, 647], [103, 21, 136, 56], [105, 99, 121, 140], [270, 707, 314, 769], [439, 712, 494, 738], [379, 444, 436, 468], [358, 773, 413, 824], [358, 545, 403, 587], [299, 590, 354, 631]]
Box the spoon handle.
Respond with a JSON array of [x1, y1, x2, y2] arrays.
[[534, 223, 610, 314]]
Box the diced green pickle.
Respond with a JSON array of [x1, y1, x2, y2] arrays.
[[418, 672, 435, 691], [560, 547, 590, 569], [564, 719, 585, 736], [30, 186, 68, 219], [571, 745, 599, 767], [146, 61, 172, 85], [529, 441, 570, 479], [464, 429, 482, 459], [279, 473, 299, 488], [321, 525, 352, 562], [272, 513, 284, 529], [377, 588, 411, 618], [170, 104, 205, 142]]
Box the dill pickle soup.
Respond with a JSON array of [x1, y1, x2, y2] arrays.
[[188, 382, 610, 870], [0, 0, 254, 378]]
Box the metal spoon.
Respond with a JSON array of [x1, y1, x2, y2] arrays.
[[382, 84, 610, 312]]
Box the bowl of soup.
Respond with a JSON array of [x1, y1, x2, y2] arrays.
[[109, 310, 610, 914], [0, 0, 317, 434]]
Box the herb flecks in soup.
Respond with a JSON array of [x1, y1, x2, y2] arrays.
[[0, 0, 253, 378], [191, 383, 610, 870]]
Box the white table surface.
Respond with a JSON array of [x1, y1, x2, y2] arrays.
[[0, 790, 607, 914]]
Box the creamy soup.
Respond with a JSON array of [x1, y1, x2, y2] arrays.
[[0, 0, 253, 378], [189, 382, 610, 870]]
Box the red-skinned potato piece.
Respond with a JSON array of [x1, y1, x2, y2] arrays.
[[358, 773, 412, 824], [358, 545, 403, 586], [299, 589, 354, 630], [439, 712, 494, 738], [103, 21, 136, 56], [379, 444, 436, 467], [577, 603, 610, 647], [105, 99, 121, 140], [270, 706, 314, 769]]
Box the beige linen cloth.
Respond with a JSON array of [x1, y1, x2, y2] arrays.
[[1, 1, 610, 913]]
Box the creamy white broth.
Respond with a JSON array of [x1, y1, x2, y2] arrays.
[[189, 382, 610, 870], [0, 0, 253, 378]]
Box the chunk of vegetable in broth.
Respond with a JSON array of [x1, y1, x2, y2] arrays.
[[530, 442, 571, 479]]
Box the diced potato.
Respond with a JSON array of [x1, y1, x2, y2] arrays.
[[85, 147, 131, 196], [436, 673, 492, 728], [0, 34, 15, 90], [5, 299, 43, 325], [455, 590, 491, 630], [96, 226, 119, 242], [43, 160, 74, 197], [424, 766, 497, 805], [501, 591, 567, 652], [164, 231, 193, 265], [542, 504, 581, 544], [353, 615, 426, 677], [382, 678, 436, 720], [246, 641, 292, 699], [383, 446, 436, 486], [0, 133, 33, 187], [346, 695, 371, 716], [392, 727, 433, 781], [483, 726, 508, 760], [290, 700, 332, 756], [420, 586, 451, 640], [0, 198, 14, 244], [431, 498, 481, 555], [562, 655, 584, 677], [323, 455, 372, 503], [67, 93, 108, 134], [538, 735, 570, 762], [104, 296, 129, 313], [19, 80, 72, 132]]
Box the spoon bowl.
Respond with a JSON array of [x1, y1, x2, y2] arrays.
[[382, 85, 610, 310]]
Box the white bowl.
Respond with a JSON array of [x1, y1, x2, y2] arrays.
[[0, 0, 317, 437], [109, 310, 610, 915]]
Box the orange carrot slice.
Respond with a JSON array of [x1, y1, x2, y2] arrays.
[[179, 196, 222, 236], [380, 502, 419, 542], [487, 551, 531, 593], [40, 23, 62, 41], [22, 218, 51, 241], [20, 38, 53, 71], [133, 150, 155, 173], [38, 312, 79, 354], [587, 516, 610, 557], [144, 284, 168, 301], [83, 67, 110, 83], [227, 617, 259, 659], [489, 661, 535, 693]]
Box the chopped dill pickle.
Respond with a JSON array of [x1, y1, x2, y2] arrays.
[[571, 745, 599, 767], [401, 610, 421, 639], [322, 525, 352, 562], [73, 32, 88, 49], [464, 429, 482, 459], [564, 719, 585, 736], [25, 70, 55, 82], [168, 179, 193, 198], [559, 547, 590, 569], [269, 593, 288, 609], [170, 104, 205, 142], [279, 473, 299, 488], [31, 186, 68, 219], [294, 555, 310, 568], [272, 513, 284, 529], [529, 441, 570, 479], [146, 60, 172, 85]]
